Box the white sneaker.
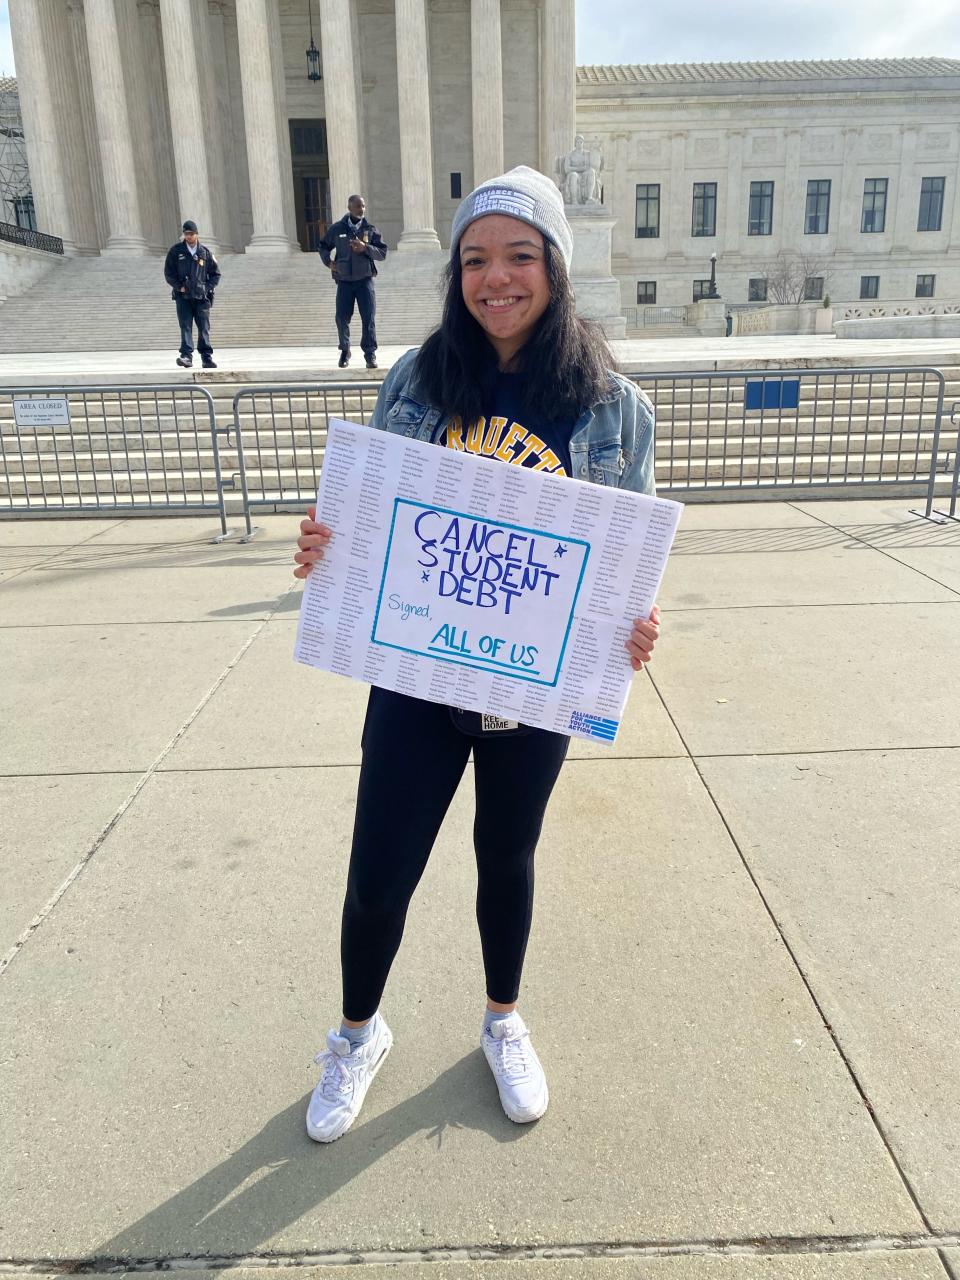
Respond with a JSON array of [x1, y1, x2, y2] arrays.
[[481, 1011, 549, 1123], [306, 1013, 393, 1142]]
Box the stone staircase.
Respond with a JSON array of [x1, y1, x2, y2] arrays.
[[624, 325, 691, 340], [0, 251, 443, 353]]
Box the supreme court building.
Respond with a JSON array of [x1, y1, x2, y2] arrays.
[[7, 1, 960, 309], [8, 0, 574, 259]]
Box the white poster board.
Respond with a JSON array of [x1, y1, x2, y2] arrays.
[[13, 397, 71, 429], [294, 419, 682, 743]]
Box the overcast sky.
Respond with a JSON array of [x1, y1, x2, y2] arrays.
[[576, 0, 960, 65], [2, 0, 960, 77]]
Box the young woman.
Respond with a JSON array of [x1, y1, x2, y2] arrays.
[[293, 166, 661, 1142]]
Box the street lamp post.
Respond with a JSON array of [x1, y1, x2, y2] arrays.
[[706, 251, 720, 300], [306, 0, 322, 81]]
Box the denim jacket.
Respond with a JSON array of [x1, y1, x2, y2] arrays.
[[368, 349, 656, 496]]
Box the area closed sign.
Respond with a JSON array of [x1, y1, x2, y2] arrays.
[[13, 397, 71, 428]]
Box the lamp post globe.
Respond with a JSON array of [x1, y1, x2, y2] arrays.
[[707, 251, 720, 300]]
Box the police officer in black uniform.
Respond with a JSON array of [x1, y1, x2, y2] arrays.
[[163, 220, 222, 369], [318, 195, 388, 369]]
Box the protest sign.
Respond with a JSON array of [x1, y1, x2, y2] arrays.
[[295, 419, 681, 743]]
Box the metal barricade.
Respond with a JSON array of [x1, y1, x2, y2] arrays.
[[7, 369, 950, 535], [0, 384, 234, 536], [922, 395, 960, 522], [231, 382, 382, 527], [623, 365, 950, 505]]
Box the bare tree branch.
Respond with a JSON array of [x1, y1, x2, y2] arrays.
[[764, 252, 835, 304]]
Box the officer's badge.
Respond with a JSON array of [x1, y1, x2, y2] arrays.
[[198, 258, 204, 266]]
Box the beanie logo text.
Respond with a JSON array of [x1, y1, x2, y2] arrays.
[[469, 188, 538, 221]]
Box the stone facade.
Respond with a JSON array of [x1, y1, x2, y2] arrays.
[[10, 9, 960, 319], [8, 0, 570, 257], [578, 59, 960, 309]]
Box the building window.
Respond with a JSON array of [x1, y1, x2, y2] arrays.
[[637, 281, 657, 304], [692, 279, 712, 301], [691, 182, 717, 237], [860, 275, 880, 299], [290, 122, 327, 156], [14, 196, 36, 231], [748, 277, 768, 302], [748, 181, 774, 235], [804, 179, 831, 234], [918, 177, 945, 232], [635, 184, 660, 238], [803, 276, 824, 301], [861, 178, 887, 232], [450, 172, 462, 199], [916, 274, 936, 298]]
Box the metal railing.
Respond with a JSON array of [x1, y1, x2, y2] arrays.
[[643, 305, 687, 326], [623, 365, 952, 510], [926, 396, 960, 522], [0, 220, 64, 255], [1, 368, 958, 530], [0, 384, 233, 534], [231, 382, 382, 517]]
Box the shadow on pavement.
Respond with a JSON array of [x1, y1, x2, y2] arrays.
[[88, 1051, 529, 1264]]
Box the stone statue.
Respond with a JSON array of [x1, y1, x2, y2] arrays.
[[558, 135, 603, 206]]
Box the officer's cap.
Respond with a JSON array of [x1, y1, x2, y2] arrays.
[[182, 220, 198, 233]]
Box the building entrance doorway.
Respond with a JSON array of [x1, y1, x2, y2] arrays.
[[289, 118, 330, 251]]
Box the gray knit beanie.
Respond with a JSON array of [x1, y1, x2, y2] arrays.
[[450, 165, 574, 271]]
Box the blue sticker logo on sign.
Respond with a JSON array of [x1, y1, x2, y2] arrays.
[[568, 711, 619, 741]]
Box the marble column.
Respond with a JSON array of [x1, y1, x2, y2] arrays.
[[46, 0, 99, 252], [318, 0, 363, 221], [783, 128, 803, 250], [949, 154, 960, 253], [159, 0, 218, 249], [540, 0, 576, 182], [205, 1, 238, 252], [395, 0, 442, 251], [67, 0, 109, 249], [666, 130, 686, 258], [723, 130, 743, 257], [836, 127, 862, 254], [892, 126, 920, 251], [135, 0, 179, 247], [8, 0, 78, 251], [83, 0, 150, 252], [348, 0, 368, 199], [234, 0, 293, 251], [471, 0, 504, 185]]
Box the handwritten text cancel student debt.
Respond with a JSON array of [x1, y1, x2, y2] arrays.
[[294, 419, 682, 744]]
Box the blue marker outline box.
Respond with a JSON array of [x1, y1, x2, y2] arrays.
[[370, 498, 590, 688]]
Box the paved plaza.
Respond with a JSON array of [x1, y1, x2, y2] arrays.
[[2, 494, 959, 1280], [1, 334, 959, 384]]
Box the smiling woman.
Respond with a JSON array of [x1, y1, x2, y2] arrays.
[[293, 162, 661, 1147], [458, 216, 552, 364]]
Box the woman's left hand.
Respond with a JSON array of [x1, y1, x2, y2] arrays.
[[625, 604, 661, 672]]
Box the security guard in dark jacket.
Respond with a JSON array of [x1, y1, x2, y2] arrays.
[[318, 195, 388, 368], [163, 220, 222, 369]]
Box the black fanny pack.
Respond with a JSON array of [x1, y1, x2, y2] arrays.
[[448, 707, 532, 738]]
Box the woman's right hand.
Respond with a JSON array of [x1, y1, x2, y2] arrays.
[[293, 506, 333, 579]]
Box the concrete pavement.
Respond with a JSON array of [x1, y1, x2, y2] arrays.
[[0, 334, 959, 384], [1, 498, 959, 1280]]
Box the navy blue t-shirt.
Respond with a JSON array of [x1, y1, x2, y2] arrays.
[[440, 368, 574, 477]]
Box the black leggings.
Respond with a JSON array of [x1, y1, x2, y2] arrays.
[[340, 687, 570, 1021]]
